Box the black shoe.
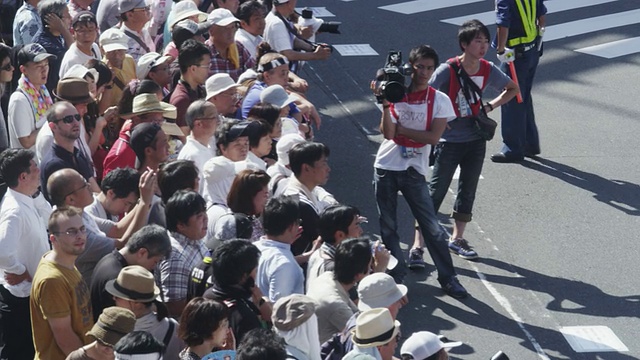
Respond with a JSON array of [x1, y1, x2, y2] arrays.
[[441, 277, 468, 299], [524, 150, 540, 158], [491, 152, 523, 163]]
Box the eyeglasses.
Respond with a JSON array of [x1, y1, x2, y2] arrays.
[[0, 63, 13, 71], [195, 64, 210, 69], [54, 114, 82, 124], [54, 226, 87, 237], [63, 180, 90, 199]]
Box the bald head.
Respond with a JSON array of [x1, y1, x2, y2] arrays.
[[47, 168, 85, 207], [47, 101, 81, 143]]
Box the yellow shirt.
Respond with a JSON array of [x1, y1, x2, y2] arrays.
[[106, 54, 137, 107], [30, 254, 93, 360]]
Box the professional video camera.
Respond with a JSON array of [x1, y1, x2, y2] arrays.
[[374, 50, 412, 103]]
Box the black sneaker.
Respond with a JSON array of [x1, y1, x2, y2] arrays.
[[448, 238, 479, 260], [441, 277, 468, 299], [408, 248, 427, 270]]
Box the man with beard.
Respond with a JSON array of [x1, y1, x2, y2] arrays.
[[203, 239, 270, 343], [40, 101, 97, 202], [30, 206, 94, 359]]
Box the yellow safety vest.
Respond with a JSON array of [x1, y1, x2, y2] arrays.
[[507, 0, 539, 47]]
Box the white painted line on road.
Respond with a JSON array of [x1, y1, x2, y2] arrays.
[[545, 9, 640, 42], [333, 44, 379, 56], [441, 0, 619, 26], [294, 7, 335, 17], [379, 0, 482, 15], [575, 36, 640, 58], [560, 326, 629, 352], [470, 262, 551, 360]]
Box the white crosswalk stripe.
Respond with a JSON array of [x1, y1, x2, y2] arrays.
[[575, 36, 640, 58], [378, 0, 483, 15], [379, 0, 640, 59], [440, 0, 620, 26]]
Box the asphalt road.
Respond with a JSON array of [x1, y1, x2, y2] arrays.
[[294, 0, 640, 359]]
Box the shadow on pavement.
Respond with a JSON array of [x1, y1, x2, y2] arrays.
[[520, 157, 640, 216], [462, 257, 640, 318], [401, 257, 638, 359]]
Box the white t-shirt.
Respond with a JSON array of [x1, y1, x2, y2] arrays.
[[264, 11, 294, 52], [176, 135, 217, 195], [8, 91, 46, 150], [373, 88, 456, 176], [235, 28, 263, 61], [59, 43, 102, 79]]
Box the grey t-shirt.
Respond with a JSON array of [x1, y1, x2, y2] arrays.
[[429, 60, 510, 143], [78, 212, 116, 285]]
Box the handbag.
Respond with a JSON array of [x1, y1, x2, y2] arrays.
[[448, 61, 498, 141]]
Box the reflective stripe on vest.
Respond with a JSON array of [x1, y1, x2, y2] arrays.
[[507, 0, 538, 47]]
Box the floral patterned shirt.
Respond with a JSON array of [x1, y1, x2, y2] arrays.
[[13, 2, 43, 46]]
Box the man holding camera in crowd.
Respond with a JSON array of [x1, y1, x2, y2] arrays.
[[263, 0, 331, 72], [372, 45, 468, 299]]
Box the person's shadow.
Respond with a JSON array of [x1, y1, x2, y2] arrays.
[[520, 157, 640, 216], [456, 258, 640, 318]]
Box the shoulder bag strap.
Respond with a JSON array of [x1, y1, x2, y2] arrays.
[[449, 61, 488, 114], [122, 29, 151, 53], [163, 320, 175, 348]]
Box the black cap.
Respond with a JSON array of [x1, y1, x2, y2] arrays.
[[130, 123, 162, 161], [224, 121, 250, 143], [72, 11, 97, 28], [17, 44, 56, 67]]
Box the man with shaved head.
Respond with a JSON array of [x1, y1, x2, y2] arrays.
[[40, 101, 99, 202], [46, 168, 155, 284]]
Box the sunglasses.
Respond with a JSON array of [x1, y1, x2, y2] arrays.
[[55, 114, 82, 124], [0, 63, 13, 71]]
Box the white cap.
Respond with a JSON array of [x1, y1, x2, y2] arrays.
[[400, 332, 462, 359], [276, 134, 305, 166], [63, 64, 99, 84], [136, 52, 171, 80], [207, 8, 240, 26], [205, 73, 240, 100], [168, 0, 208, 30], [100, 28, 128, 52], [260, 85, 297, 109]]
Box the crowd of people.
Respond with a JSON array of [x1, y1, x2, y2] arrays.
[[0, 0, 545, 358]]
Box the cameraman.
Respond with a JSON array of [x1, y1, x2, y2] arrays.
[[263, 0, 331, 73], [372, 45, 467, 299]]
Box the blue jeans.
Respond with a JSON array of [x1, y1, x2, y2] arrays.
[[374, 167, 456, 283], [429, 140, 486, 222], [500, 45, 540, 157]]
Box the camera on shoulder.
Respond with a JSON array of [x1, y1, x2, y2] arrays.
[[374, 50, 412, 104]]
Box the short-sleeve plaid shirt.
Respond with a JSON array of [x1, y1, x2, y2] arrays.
[[158, 231, 208, 302], [205, 40, 256, 82]]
